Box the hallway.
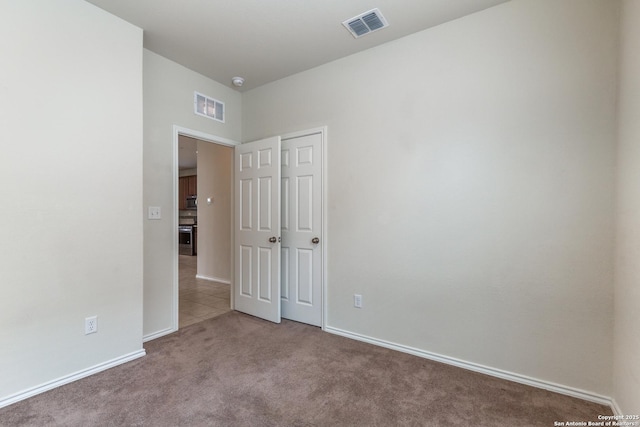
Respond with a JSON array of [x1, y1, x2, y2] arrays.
[[179, 255, 231, 328]]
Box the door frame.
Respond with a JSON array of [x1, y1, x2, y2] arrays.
[[172, 125, 239, 332], [280, 126, 328, 330]]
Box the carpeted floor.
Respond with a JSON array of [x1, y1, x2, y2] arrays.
[[0, 311, 612, 426]]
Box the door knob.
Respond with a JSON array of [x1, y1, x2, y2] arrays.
[[268, 236, 277, 243], [311, 237, 320, 244]]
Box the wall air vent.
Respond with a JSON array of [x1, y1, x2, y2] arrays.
[[194, 91, 225, 123], [342, 8, 389, 38]]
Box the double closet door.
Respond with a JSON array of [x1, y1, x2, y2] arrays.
[[233, 131, 323, 327]]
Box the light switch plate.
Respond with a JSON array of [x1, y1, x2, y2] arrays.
[[148, 206, 161, 220]]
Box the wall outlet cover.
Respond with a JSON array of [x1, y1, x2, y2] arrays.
[[85, 316, 98, 335], [354, 294, 363, 308]]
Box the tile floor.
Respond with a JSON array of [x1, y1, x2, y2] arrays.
[[179, 255, 231, 328]]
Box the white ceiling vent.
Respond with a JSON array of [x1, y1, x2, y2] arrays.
[[342, 8, 389, 38]]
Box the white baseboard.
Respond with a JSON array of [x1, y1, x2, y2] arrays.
[[143, 327, 176, 342], [610, 398, 622, 416], [195, 274, 230, 285], [0, 349, 146, 409], [324, 325, 613, 408]]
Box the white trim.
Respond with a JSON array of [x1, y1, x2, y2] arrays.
[[0, 350, 146, 409], [195, 274, 231, 285], [280, 126, 327, 141], [173, 126, 239, 148], [610, 398, 622, 416], [169, 125, 240, 336], [229, 149, 236, 312], [172, 131, 179, 333], [143, 327, 175, 342], [322, 128, 328, 331], [324, 325, 614, 408], [280, 127, 328, 330]]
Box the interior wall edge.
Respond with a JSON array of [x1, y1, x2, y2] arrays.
[[610, 399, 622, 416], [142, 327, 176, 343]]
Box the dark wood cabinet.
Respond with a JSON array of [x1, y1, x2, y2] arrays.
[[187, 175, 197, 198], [179, 175, 197, 210]]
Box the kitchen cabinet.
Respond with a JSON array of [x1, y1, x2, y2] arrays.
[[187, 175, 197, 198], [179, 175, 197, 210]]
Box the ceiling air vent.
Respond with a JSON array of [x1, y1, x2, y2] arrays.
[[343, 8, 389, 38]]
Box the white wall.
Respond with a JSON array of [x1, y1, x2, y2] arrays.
[[143, 50, 241, 337], [0, 0, 143, 403], [613, 0, 640, 415], [243, 0, 618, 397], [196, 141, 233, 283]]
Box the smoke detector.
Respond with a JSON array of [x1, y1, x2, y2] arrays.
[[343, 8, 389, 38], [232, 76, 245, 87]]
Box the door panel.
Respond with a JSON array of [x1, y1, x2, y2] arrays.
[[297, 175, 313, 231], [240, 179, 252, 229], [281, 132, 322, 326], [258, 177, 273, 230], [234, 136, 281, 323], [239, 245, 252, 296], [297, 248, 313, 304], [281, 247, 290, 300], [258, 247, 272, 301]]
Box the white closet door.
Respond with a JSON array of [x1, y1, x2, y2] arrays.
[[234, 136, 281, 323], [281, 132, 322, 326]]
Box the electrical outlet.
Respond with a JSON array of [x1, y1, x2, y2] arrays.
[[354, 294, 363, 308], [85, 316, 98, 335]]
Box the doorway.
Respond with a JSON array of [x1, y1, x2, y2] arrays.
[[174, 127, 238, 330]]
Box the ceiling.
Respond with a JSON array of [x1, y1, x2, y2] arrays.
[[86, 0, 509, 92], [179, 136, 198, 170]]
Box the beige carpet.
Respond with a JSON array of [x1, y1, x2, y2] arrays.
[[0, 312, 611, 426]]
